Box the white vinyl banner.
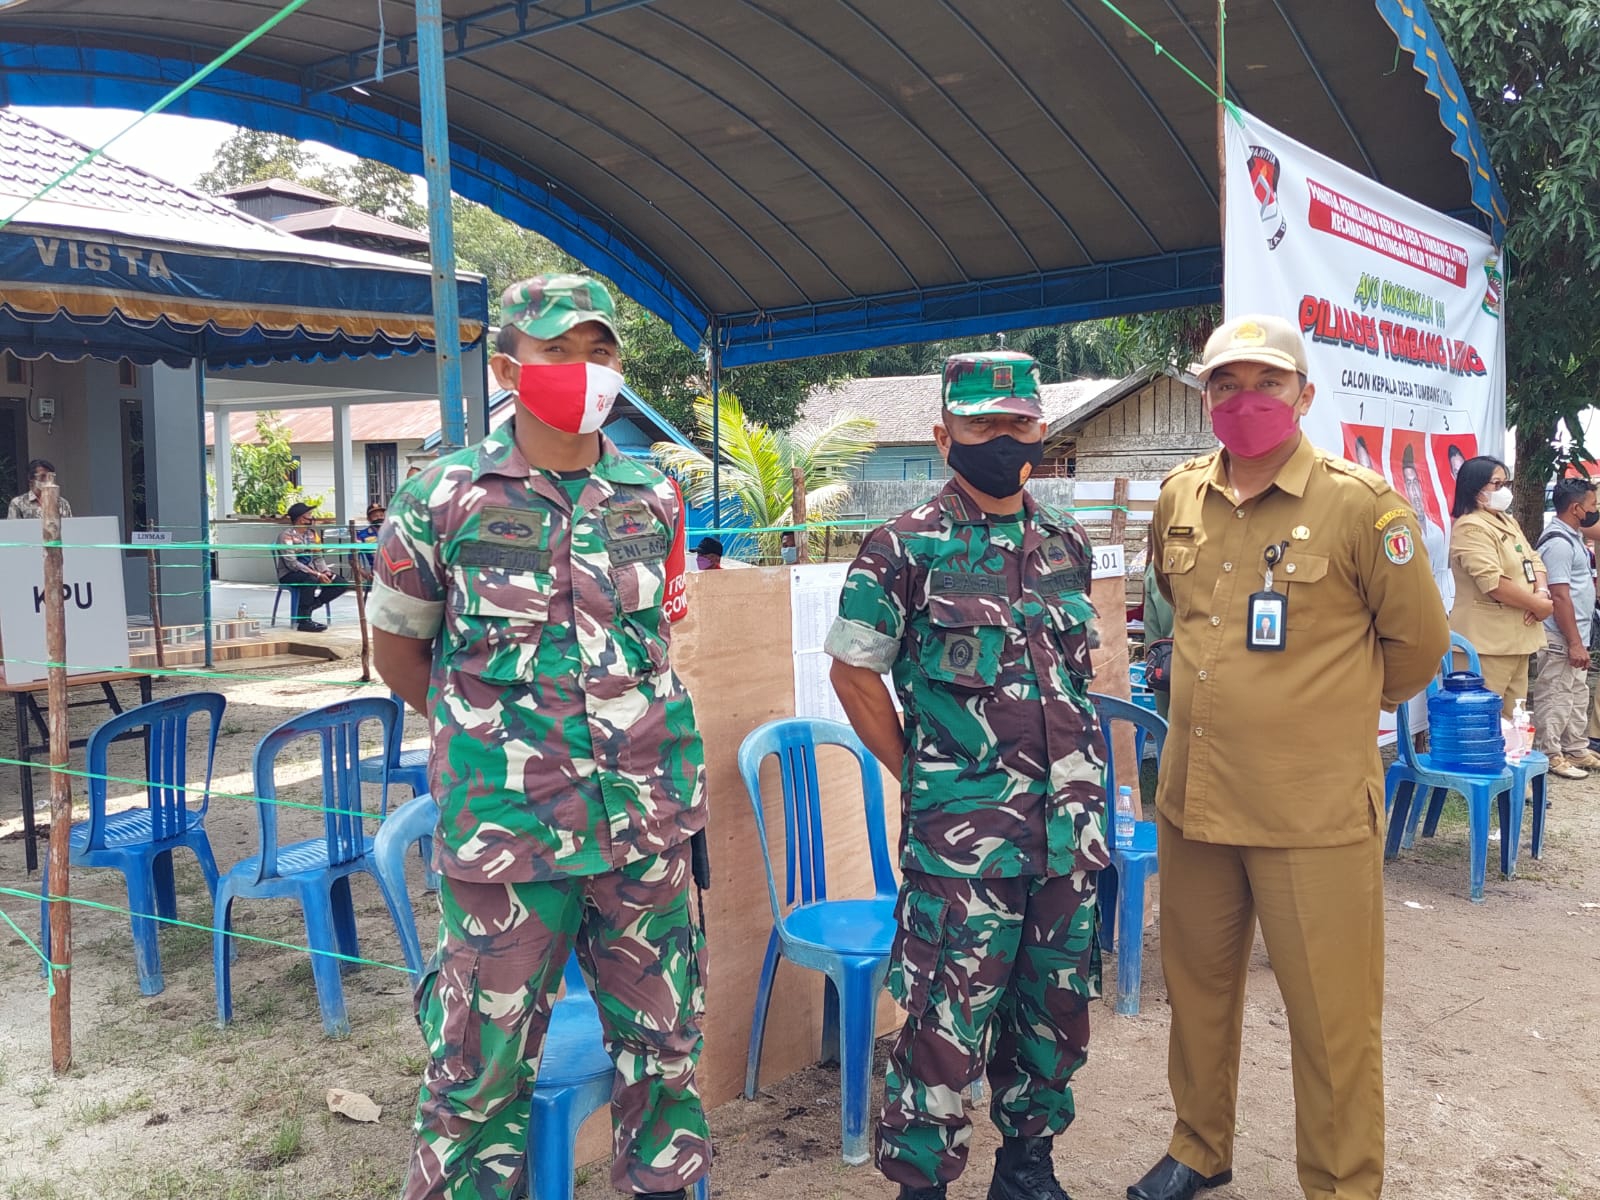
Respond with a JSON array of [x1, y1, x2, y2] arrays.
[[1225, 108, 1506, 590]]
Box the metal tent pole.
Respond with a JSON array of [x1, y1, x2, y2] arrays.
[[418, 0, 466, 453], [709, 320, 722, 529]]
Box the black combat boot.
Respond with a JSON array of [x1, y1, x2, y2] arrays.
[[898, 1185, 947, 1200], [986, 1135, 1073, 1200]]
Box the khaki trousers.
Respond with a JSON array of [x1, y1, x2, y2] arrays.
[[1158, 813, 1385, 1200], [1463, 651, 1530, 719], [1529, 644, 1590, 756]]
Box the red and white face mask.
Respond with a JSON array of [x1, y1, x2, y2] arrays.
[[514, 361, 624, 434]]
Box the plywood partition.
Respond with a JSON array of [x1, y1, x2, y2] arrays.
[[575, 563, 1131, 1162]]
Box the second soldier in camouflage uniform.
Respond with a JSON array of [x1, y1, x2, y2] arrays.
[[369, 276, 710, 1200], [826, 352, 1108, 1200]]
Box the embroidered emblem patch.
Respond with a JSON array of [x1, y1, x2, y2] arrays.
[[938, 633, 981, 678], [1384, 526, 1415, 565]]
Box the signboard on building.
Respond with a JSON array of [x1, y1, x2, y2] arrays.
[[0, 516, 131, 684]]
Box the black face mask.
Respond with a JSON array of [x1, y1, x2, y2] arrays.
[[944, 435, 1044, 498], [1581, 510, 1599, 528]]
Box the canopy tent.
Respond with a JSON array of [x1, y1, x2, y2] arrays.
[[0, 0, 1502, 368], [0, 108, 488, 367]]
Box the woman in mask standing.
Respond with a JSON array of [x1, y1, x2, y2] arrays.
[[1446, 455, 1552, 715]]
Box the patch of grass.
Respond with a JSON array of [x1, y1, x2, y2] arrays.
[[73, 1089, 153, 1126], [222, 722, 245, 736], [3, 1177, 65, 1200], [263, 1116, 304, 1169], [395, 1051, 427, 1076], [41, 1129, 63, 1153], [25, 1077, 52, 1108], [163, 923, 212, 961]]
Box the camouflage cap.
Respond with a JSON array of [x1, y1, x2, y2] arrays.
[[941, 351, 1042, 418], [500, 274, 619, 342]]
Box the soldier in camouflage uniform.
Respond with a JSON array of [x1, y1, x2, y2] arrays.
[[826, 352, 1109, 1200], [369, 275, 710, 1200]]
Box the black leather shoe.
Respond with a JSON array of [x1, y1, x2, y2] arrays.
[[898, 1186, 946, 1200], [295, 619, 327, 633], [987, 1135, 1072, 1200], [1128, 1155, 1232, 1200], [634, 1192, 687, 1200]]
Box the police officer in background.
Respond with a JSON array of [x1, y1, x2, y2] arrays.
[[827, 352, 1108, 1200], [370, 275, 710, 1200], [1130, 316, 1449, 1200]]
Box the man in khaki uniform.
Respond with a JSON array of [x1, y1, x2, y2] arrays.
[[1128, 316, 1450, 1200]]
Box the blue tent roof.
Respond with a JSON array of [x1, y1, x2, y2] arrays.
[[0, 1, 1502, 364]]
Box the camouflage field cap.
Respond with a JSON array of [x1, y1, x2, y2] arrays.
[[500, 274, 619, 341], [941, 351, 1042, 418]]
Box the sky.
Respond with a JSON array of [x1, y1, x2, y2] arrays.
[[15, 105, 360, 192]]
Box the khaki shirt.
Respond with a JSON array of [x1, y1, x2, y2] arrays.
[[1447, 509, 1547, 657], [1152, 435, 1449, 847]]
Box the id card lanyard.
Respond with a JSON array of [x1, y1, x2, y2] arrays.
[[1247, 540, 1290, 652]]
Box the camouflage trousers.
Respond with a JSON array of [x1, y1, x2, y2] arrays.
[[876, 867, 1100, 1188], [402, 841, 709, 1200]]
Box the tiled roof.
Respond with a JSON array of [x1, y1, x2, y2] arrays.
[[0, 108, 264, 235], [206, 402, 447, 447], [800, 373, 1118, 444]]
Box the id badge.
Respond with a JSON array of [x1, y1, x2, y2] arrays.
[[1247, 591, 1286, 651], [1523, 558, 1537, 584]]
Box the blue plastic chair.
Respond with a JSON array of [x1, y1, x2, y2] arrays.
[[1089, 692, 1166, 1016], [372, 794, 708, 1200], [359, 694, 436, 891], [213, 696, 407, 1036], [737, 717, 899, 1166], [271, 583, 334, 627], [1384, 634, 1546, 902], [40, 692, 226, 995]]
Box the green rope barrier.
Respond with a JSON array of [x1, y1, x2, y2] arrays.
[[0, 0, 319, 232], [0, 658, 381, 687], [1093, 0, 1243, 121], [0, 755, 403, 822], [0, 905, 58, 996], [9, 887, 412, 977]]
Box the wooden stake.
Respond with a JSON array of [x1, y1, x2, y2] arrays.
[[349, 520, 371, 683], [43, 476, 71, 1074], [146, 542, 166, 669], [1111, 477, 1131, 566], [791, 467, 809, 565]]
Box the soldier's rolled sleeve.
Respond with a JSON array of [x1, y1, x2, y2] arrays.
[[1363, 496, 1451, 707], [1452, 519, 1509, 594], [824, 529, 909, 674], [367, 484, 446, 641]]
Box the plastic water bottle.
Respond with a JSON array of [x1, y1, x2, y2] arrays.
[[1114, 785, 1137, 850], [1509, 700, 1533, 763], [237, 603, 248, 621]]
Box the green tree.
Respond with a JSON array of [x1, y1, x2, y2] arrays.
[[1105, 305, 1219, 375], [231, 412, 316, 517], [1431, 0, 1600, 530], [314, 158, 426, 228], [195, 130, 314, 194], [651, 394, 877, 560]]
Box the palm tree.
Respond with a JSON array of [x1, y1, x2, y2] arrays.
[[652, 393, 878, 561]]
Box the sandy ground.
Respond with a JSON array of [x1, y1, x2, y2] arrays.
[[2, 656, 1599, 1200]]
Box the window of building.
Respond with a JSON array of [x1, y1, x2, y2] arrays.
[[902, 458, 934, 481], [117, 359, 138, 388], [3, 356, 22, 384], [365, 442, 398, 506], [287, 455, 302, 488], [122, 397, 147, 540]]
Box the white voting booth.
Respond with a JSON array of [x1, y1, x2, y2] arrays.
[[0, 517, 131, 684]]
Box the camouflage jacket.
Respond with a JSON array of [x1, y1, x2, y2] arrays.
[[366, 420, 707, 884], [824, 480, 1108, 879]]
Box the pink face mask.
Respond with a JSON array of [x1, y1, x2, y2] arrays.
[[1209, 390, 1299, 459]]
